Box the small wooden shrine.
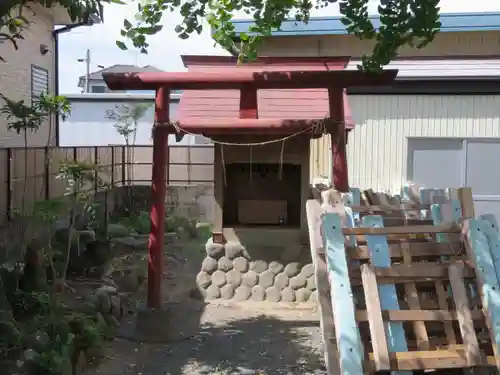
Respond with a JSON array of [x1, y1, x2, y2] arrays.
[[103, 67, 397, 308]]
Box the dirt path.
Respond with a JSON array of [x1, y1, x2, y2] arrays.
[[85, 302, 327, 375]]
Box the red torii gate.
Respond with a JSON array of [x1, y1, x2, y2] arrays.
[[103, 69, 397, 309]]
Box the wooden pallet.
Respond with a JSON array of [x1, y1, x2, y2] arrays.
[[307, 187, 500, 375]]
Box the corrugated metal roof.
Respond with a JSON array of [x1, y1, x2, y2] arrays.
[[345, 58, 500, 79], [231, 12, 500, 37], [78, 65, 164, 87], [178, 61, 355, 129]]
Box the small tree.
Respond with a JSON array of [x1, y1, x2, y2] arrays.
[[106, 103, 150, 214], [53, 161, 107, 291]]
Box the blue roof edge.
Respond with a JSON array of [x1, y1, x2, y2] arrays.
[[229, 12, 500, 36]]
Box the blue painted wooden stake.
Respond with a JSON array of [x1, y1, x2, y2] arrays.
[[362, 215, 411, 375], [466, 219, 500, 350], [431, 201, 465, 297], [419, 188, 433, 220], [343, 187, 361, 224], [478, 214, 500, 295], [323, 213, 364, 375], [401, 183, 411, 202]]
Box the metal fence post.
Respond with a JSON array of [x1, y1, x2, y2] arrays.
[[111, 146, 115, 187], [94, 146, 99, 193], [6, 148, 12, 221], [44, 147, 50, 200], [121, 146, 126, 185]]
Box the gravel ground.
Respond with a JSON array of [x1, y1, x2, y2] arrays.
[[84, 302, 327, 375]]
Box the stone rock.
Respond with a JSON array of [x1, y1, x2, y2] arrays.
[[250, 285, 266, 301], [201, 257, 218, 273], [110, 295, 123, 320], [217, 256, 233, 272], [274, 273, 289, 290], [284, 262, 301, 277], [205, 285, 220, 300], [226, 269, 242, 287], [250, 260, 268, 274], [309, 290, 318, 303], [265, 286, 282, 302], [281, 288, 296, 302], [107, 223, 130, 238], [268, 261, 284, 275], [96, 285, 118, 295], [300, 263, 315, 278], [111, 236, 148, 250], [289, 274, 307, 290], [307, 276, 316, 290], [233, 285, 252, 301], [211, 270, 227, 287], [233, 257, 249, 272], [241, 270, 258, 287], [114, 268, 142, 292], [295, 288, 311, 302], [225, 241, 244, 259], [96, 293, 111, 313], [196, 271, 211, 288], [258, 270, 275, 289], [205, 239, 225, 259], [220, 284, 236, 299]]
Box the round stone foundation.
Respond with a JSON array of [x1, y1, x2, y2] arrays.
[[197, 239, 317, 303]]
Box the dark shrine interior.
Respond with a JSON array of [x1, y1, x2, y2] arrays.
[[223, 163, 302, 227]]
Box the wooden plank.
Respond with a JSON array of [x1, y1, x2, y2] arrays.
[[400, 241, 429, 350], [357, 263, 476, 280], [355, 309, 484, 322], [463, 218, 500, 371], [458, 187, 475, 219], [364, 351, 495, 371], [364, 189, 377, 205], [323, 213, 364, 375], [360, 264, 390, 370], [305, 199, 340, 375], [430, 200, 462, 346], [343, 223, 459, 236], [361, 215, 410, 375], [350, 203, 430, 213], [448, 263, 483, 366], [348, 241, 462, 260]]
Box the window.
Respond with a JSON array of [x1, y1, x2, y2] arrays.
[[31, 65, 49, 105], [223, 163, 302, 227], [91, 85, 106, 93]]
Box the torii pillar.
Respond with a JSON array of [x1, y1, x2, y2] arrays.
[[328, 87, 349, 192], [147, 86, 170, 309]]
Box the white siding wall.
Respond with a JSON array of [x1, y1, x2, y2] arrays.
[[60, 98, 208, 146], [347, 95, 500, 193]]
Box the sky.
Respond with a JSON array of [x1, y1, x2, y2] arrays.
[[58, 0, 500, 94]]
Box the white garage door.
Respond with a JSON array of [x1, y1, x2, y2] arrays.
[[408, 138, 500, 219]]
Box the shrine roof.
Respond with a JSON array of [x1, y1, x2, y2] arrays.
[[177, 56, 361, 130]]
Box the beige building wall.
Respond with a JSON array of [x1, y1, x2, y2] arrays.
[[259, 31, 500, 58], [0, 7, 56, 147]]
